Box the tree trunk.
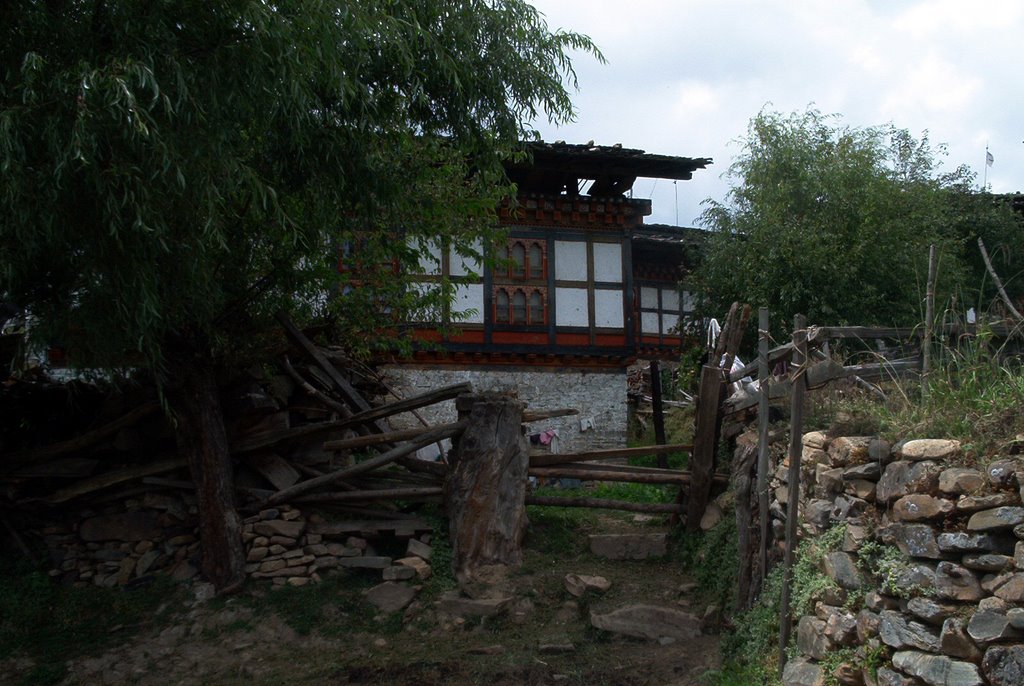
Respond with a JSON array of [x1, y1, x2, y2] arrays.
[[446, 394, 529, 584], [166, 358, 245, 592]]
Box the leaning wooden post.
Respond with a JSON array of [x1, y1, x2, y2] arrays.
[[756, 307, 771, 584], [650, 360, 668, 468], [778, 313, 807, 676], [446, 393, 529, 584], [922, 243, 937, 401]]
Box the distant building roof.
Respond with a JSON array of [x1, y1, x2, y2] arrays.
[[507, 141, 712, 197]]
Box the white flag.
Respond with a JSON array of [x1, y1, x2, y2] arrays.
[[986, 151, 994, 167]]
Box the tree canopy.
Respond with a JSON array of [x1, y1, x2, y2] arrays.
[[691, 108, 1022, 331], [0, 0, 600, 374], [0, 0, 600, 589]]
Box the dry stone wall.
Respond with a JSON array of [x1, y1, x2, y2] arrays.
[[775, 432, 1024, 686], [37, 496, 435, 595]]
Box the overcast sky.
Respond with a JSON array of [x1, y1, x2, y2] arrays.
[[528, 0, 1024, 227]]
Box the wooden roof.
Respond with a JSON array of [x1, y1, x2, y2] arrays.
[[508, 141, 712, 197]]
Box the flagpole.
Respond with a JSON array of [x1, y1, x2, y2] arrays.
[[984, 144, 993, 190]]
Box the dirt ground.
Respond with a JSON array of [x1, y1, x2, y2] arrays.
[[7, 511, 721, 686]]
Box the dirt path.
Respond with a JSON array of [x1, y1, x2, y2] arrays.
[[32, 512, 721, 686]]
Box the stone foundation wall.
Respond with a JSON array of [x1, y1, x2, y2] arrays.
[[773, 432, 1024, 686], [37, 496, 434, 592], [380, 364, 628, 454]]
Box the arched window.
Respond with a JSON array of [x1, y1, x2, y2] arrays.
[[495, 289, 510, 323], [529, 290, 544, 324], [528, 243, 543, 279], [511, 242, 526, 278], [512, 290, 527, 324]]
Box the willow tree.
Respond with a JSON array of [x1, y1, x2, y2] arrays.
[[692, 108, 1021, 332], [0, 1, 600, 590]]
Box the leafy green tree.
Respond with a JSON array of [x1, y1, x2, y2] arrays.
[[692, 108, 1021, 333], [0, 0, 599, 589]]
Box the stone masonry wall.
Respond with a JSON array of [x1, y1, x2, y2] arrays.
[[37, 497, 436, 596], [380, 364, 628, 454], [773, 432, 1024, 686]]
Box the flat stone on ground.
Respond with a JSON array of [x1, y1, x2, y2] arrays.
[[365, 581, 415, 614], [588, 533, 667, 560], [589, 604, 700, 641]]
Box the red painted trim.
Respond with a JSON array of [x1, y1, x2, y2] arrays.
[[492, 331, 549, 345]]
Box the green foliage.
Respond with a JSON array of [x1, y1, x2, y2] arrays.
[[857, 539, 926, 599], [0, 0, 601, 376], [692, 107, 1023, 334], [0, 563, 176, 684], [884, 328, 1024, 457], [675, 514, 739, 611], [711, 562, 783, 686], [791, 523, 846, 616]]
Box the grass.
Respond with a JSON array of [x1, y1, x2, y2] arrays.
[[0, 561, 180, 685]]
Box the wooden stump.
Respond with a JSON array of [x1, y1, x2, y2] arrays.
[[446, 394, 529, 584]]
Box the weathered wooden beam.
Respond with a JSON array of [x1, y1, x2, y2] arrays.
[[522, 408, 580, 422], [779, 313, 808, 675], [4, 401, 160, 471], [529, 466, 704, 485], [528, 443, 692, 468], [276, 311, 374, 412], [43, 457, 187, 505], [526, 495, 685, 514], [294, 486, 443, 504], [263, 420, 467, 505]]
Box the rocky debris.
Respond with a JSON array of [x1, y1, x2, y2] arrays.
[[589, 604, 701, 641], [968, 611, 1023, 644], [899, 439, 962, 463], [563, 573, 611, 597], [797, 616, 831, 659], [982, 644, 1024, 686], [891, 650, 983, 686], [782, 656, 825, 686], [588, 533, 667, 560], [436, 592, 511, 618], [939, 468, 986, 496], [365, 581, 416, 614], [967, 507, 1024, 532], [879, 610, 940, 652], [824, 551, 864, 590], [892, 494, 954, 522]]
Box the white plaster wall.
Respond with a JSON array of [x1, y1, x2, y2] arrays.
[[453, 283, 484, 324], [555, 287, 589, 326], [381, 365, 628, 453], [554, 240, 588, 280], [593, 243, 623, 283], [593, 289, 624, 328]]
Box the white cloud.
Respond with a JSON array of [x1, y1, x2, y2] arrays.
[[529, 0, 1024, 220]]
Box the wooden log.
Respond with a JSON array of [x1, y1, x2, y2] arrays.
[[276, 311, 376, 413], [649, 360, 668, 468], [281, 355, 351, 417], [446, 394, 529, 583], [8, 457, 100, 479], [687, 364, 727, 532], [323, 422, 464, 452], [522, 407, 580, 422], [4, 401, 160, 471], [923, 244, 938, 399], [263, 420, 467, 506], [779, 314, 808, 676], [43, 457, 187, 505], [293, 486, 443, 503], [978, 237, 1024, 321], [816, 326, 919, 340], [525, 495, 685, 514], [236, 383, 470, 455], [528, 467, 691, 485], [528, 443, 692, 468], [756, 307, 771, 586], [245, 452, 301, 491], [733, 438, 758, 610]]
